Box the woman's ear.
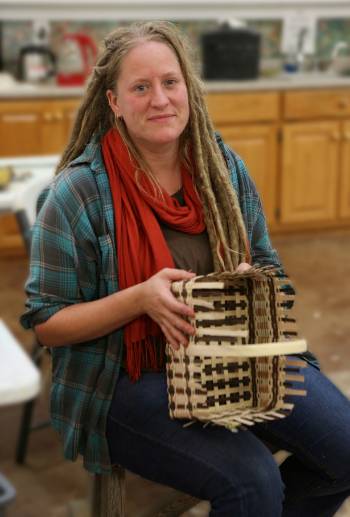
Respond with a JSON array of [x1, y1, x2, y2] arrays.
[[106, 89, 121, 118]]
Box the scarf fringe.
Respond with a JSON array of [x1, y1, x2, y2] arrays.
[[125, 335, 166, 382]]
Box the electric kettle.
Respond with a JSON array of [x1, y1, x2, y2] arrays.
[[56, 33, 98, 86]]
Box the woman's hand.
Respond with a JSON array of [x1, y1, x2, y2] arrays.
[[235, 262, 252, 273], [140, 268, 196, 351]]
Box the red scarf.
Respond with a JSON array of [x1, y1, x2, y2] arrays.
[[102, 128, 206, 381]]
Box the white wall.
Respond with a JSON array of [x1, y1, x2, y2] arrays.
[[1, 0, 350, 21]]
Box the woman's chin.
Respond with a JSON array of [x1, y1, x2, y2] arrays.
[[142, 131, 182, 148]]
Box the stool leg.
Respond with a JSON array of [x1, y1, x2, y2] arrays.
[[92, 466, 126, 517], [155, 494, 200, 517]]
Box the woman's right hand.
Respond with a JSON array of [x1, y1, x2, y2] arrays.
[[140, 268, 196, 351]]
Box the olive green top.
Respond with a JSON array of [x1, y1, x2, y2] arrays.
[[159, 188, 214, 275]]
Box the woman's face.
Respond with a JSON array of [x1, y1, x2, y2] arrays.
[[107, 41, 190, 152]]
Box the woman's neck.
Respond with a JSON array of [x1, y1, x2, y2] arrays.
[[135, 141, 182, 195]]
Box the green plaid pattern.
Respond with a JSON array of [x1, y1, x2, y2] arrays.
[[20, 133, 315, 474]]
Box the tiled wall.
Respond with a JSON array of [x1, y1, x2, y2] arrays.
[[316, 18, 350, 58], [2, 18, 350, 77]]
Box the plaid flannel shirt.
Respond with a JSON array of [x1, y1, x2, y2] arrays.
[[20, 133, 310, 474]]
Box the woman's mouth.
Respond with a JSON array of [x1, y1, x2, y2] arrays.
[[148, 114, 175, 122]]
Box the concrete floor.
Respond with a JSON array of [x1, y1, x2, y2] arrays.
[[1, 229, 350, 516]]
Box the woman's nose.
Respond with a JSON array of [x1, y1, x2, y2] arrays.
[[150, 85, 169, 108]]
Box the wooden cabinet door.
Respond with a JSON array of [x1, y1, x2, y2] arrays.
[[217, 124, 278, 225], [40, 101, 67, 155], [0, 98, 81, 158], [0, 102, 42, 156], [40, 99, 80, 154], [280, 121, 340, 224], [62, 99, 80, 140], [340, 120, 350, 218]]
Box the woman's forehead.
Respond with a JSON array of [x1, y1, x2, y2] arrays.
[[119, 41, 181, 78]]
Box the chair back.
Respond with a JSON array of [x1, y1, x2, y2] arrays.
[[13, 172, 54, 253]]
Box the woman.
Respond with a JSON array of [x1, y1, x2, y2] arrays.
[[21, 21, 350, 516]]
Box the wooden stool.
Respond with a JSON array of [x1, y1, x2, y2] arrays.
[[89, 450, 291, 516], [91, 465, 200, 517]]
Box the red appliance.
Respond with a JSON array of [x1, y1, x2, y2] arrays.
[[56, 33, 98, 86]]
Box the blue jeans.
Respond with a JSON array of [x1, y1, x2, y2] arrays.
[[106, 362, 350, 516]]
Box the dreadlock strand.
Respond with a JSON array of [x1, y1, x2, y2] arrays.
[[190, 102, 235, 271]]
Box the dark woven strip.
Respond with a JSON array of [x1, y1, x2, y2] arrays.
[[195, 300, 247, 312], [203, 362, 249, 376], [192, 287, 246, 297], [266, 356, 279, 411], [194, 335, 239, 345], [204, 376, 250, 391], [183, 350, 193, 418], [198, 315, 246, 327], [268, 276, 279, 341], [250, 358, 258, 407], [284, 366, 301, 373], [281, 317, 296, 323], [205, 391, 251, 407], [247, 278, 255, 343]]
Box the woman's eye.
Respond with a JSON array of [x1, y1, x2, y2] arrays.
[[165, 79, 177, 87], [134, 84, 147, 92]]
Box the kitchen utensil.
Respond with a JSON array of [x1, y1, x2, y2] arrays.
[[18, 28, 56, 83], [56, 33, 98, 86]]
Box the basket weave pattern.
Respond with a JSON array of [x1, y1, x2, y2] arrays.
[[166, 268, 307, 431]]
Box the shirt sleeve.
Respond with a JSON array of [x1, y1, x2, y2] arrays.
[[20, 186, 79, 329], [20, 175, 98, 330]]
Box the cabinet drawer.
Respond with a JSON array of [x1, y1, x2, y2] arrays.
[[206, 92, 279, 124], [284, 89, 350, 120]]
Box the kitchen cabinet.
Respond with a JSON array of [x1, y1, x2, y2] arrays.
[[280, 121, 339, 224], [0, 98, 80, 157], [0, 97, 80, 256], [206, 92, 279, 227], [281, 89, 350, 227], [340, 120, 350, 219], [215, 125, 278, 226]]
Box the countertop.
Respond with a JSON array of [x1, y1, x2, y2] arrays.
[[1, 72, 350, 99]]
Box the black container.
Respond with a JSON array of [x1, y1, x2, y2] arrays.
[[201, 24, 261, 80]]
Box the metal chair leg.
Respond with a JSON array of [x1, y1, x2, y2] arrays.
[[15, 341, 49, 464]]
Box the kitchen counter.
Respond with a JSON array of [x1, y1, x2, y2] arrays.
[[0, 82, 85, 99], [205, 72, 350, 92], [1, 72, 350, 99]]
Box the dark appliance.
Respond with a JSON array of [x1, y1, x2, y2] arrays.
[[18, 28, 56, 83], [201, 23, 261, 80]]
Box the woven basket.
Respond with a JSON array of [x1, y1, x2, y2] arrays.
[[166, 267, 307, 431]]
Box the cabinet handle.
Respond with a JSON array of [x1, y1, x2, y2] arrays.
[[2, 114, 38, 123], [344, 132, 350, 141], [54, 112, 64, 121], [338, 98, 349, 109], [332, 132, 341, 141], [43, 112, 54, 122]]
